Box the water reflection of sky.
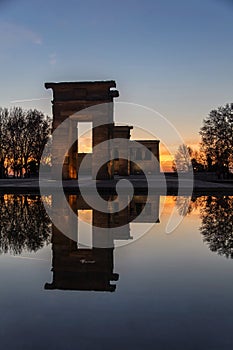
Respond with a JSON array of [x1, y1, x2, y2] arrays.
[[0, 194, 233, 349]]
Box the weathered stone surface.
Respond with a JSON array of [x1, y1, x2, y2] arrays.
[[45, 80, 160, 180]]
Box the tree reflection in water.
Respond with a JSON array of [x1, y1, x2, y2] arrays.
[[200, 196, 233, 259], [174, 196, 195, 216], [175, 195, 233, 259], [1, 193, 233, 260], [0, 194, 51, 254]]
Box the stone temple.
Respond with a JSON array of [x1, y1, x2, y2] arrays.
[[45, 80, 160, 179]]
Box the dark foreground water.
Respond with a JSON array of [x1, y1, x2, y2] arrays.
[[0, 194, 233, 350]]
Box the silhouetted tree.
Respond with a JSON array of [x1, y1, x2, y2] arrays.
[[7, 107, 27, 177], [25, 109, 51, 175], [172, 144, 192, 172], [0, 107, 51, 177], [200, 103, 233, 175], [0, 108, 10, 178], [191, 150, 205, 172]]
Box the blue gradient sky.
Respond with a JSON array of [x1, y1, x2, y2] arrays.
[[1, 0, 233, 148]]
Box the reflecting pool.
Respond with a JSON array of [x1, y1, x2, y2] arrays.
[[0, 194, 233, 350]]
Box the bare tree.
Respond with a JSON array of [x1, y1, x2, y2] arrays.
[[0, 108, 10, 177], [7, 107, 25, 177], [28, 109, 51, 173], [173, 144, 192, 172], [1, 107, 51, 177]]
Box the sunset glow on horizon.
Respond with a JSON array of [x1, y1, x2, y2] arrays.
[[77, 136, 200, 172]]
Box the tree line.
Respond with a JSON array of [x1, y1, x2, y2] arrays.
[[0, 103, 232, 178], [173, 103, 233, 177], [0, 107, 51, 178]]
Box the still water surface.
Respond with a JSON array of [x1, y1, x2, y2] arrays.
[[0, 194, 233, 350]]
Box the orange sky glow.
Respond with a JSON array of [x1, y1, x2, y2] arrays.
[[78, 134, 200, 172]]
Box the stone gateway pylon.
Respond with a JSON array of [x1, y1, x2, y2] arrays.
[[45, 80, 160, 180], [45, 80, 119, 180]]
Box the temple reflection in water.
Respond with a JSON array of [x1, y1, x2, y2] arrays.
[[45, 194, 160, 292], [1, 194, 233, 292]]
